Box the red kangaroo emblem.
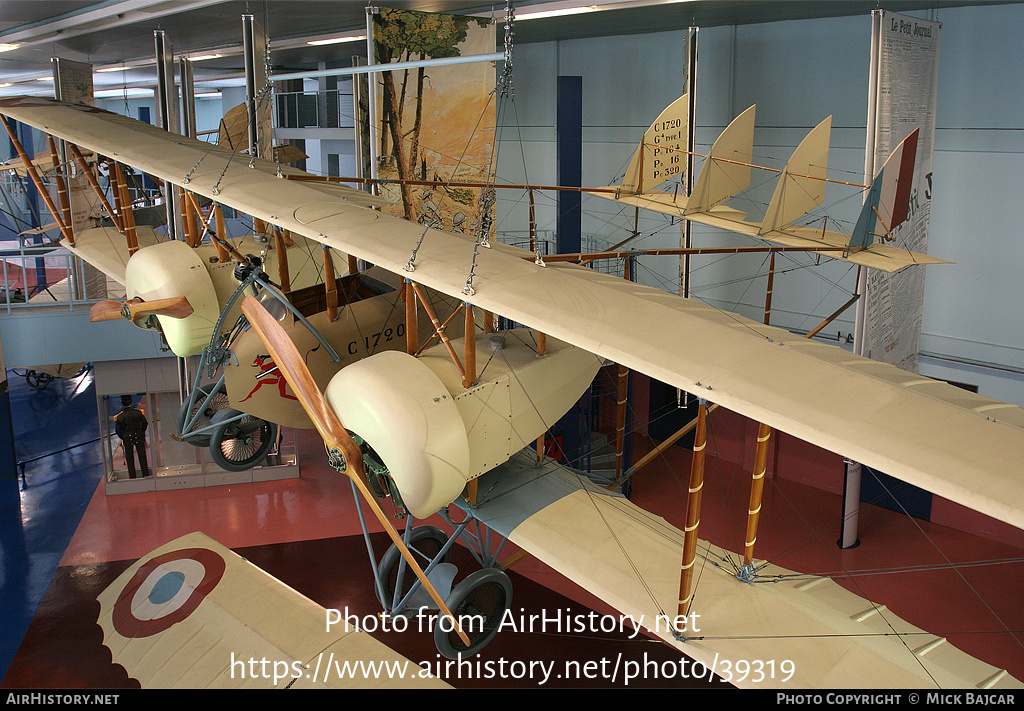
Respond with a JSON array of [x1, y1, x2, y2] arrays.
[[240, 354, 297, 402]]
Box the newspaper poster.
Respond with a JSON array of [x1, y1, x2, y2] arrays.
[[859, 10, 941, 372]]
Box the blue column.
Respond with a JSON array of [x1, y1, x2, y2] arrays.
[[556, 76, 582, 255]]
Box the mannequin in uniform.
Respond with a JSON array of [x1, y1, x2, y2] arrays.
[[115, 394, 150, 478]]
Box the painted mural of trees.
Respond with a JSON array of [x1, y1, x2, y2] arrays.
[[373, 9, 491, 222]]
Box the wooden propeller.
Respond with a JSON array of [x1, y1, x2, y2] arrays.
[[239, 294, 470, 646], [89, 296, 194, 323]]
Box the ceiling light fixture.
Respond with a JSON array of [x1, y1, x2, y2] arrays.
[[515, 5, 600, 21], [307, 34, 366, 46], [93, 87, 154, 98]]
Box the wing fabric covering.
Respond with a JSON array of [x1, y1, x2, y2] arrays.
[[686, 105, 756, 214], [60, 225, 161, 286], [96, 532, 449, 688], [849, 128, 919, 250], [760, 116, 832, 234], [4, 97, 1022, 530], [464, 454, 1023, 689], [619, 94, 689, 194]]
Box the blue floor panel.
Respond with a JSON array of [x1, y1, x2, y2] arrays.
[[0, 367, 103, 681]]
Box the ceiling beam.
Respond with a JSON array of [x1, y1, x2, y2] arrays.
[[0, 0, 227, 50]]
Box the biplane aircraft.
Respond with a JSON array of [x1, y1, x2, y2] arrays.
[[2, 92, 1023, 689], [3, 107, 465, 470]]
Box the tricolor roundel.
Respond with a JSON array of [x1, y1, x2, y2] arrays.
[[111, 548, 226, 638]]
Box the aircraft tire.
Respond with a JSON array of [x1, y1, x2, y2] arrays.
[[208, 408, 277, 472], [25, 370, 53, 389], [376, 525, 451, 610], [434, 567, 512, 659], [177, 382, 229, 446]]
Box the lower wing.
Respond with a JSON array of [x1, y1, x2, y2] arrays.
[[96, 532, 450, 688], [462, 453, 1022, 689]]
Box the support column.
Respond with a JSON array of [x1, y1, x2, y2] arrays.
[[404, 279, 417, 355], [740, 422, 772, 578], [322, 246, 338, 321], [843, 11, 886, 549], [0, 340, 17, 488], [365, 7, 380, 184], [154, 30, 182, 241], [179, 57, 197, 139], [242, 14, 271, 161], [680, 26, 698, 298], [463, 303, 476, 389], [839, 461, 862, 549]]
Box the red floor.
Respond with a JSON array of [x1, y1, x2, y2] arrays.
[[4, 412, 1023, 689]]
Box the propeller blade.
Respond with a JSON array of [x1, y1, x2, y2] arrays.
[[127, 296, 194, 320], [89, 296, 194, 323], [89, 299, 128, 322], [239, 294, 470, 646]]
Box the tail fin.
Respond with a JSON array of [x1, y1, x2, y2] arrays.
[[619, 94, 688, 194], [848, 128, 919, 251], [685, 105, 756, 214], [760, 116, 832, 235]]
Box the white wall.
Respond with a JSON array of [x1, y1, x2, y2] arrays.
[[498, 3, 1024, 406]]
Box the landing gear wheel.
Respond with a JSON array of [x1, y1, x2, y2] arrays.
[[376, 525, 451, 609], [177, 382, 229, 446], [209, 408, 277, 471], [25, 371, 53, 389], [434, 567, 512, 659]]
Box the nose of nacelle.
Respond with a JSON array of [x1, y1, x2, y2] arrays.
[[123, 240, 221, 356], [324, 350, 471, 520]]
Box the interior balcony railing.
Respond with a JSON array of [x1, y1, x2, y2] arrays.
[[0, 245, 108, 315], [275, 89, 356, 130]]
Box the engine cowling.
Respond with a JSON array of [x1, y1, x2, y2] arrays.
[[325, 350, 472, 519], [324, 330, 602, 520], [124, 239, 220, 356]]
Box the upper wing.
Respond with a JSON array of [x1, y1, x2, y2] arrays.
[[3, 96, 1022, 532], [463, 453, 1023, 689], [97, 532, 449, 688]]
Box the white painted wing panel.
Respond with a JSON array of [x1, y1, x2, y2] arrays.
[[467, 456, 1022, 689], [96, 532, 449, 688], [686, 104, 756, 214], [619, 94, 688, 194], [3, 97, 1021, 530]]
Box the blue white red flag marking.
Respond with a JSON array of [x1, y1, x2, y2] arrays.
[[111, 548, 226, 638]]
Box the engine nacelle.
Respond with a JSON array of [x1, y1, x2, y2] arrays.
[[325, 350, 471, 519], [325, 330, 601, 519], [124, 239, 220, 356]]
